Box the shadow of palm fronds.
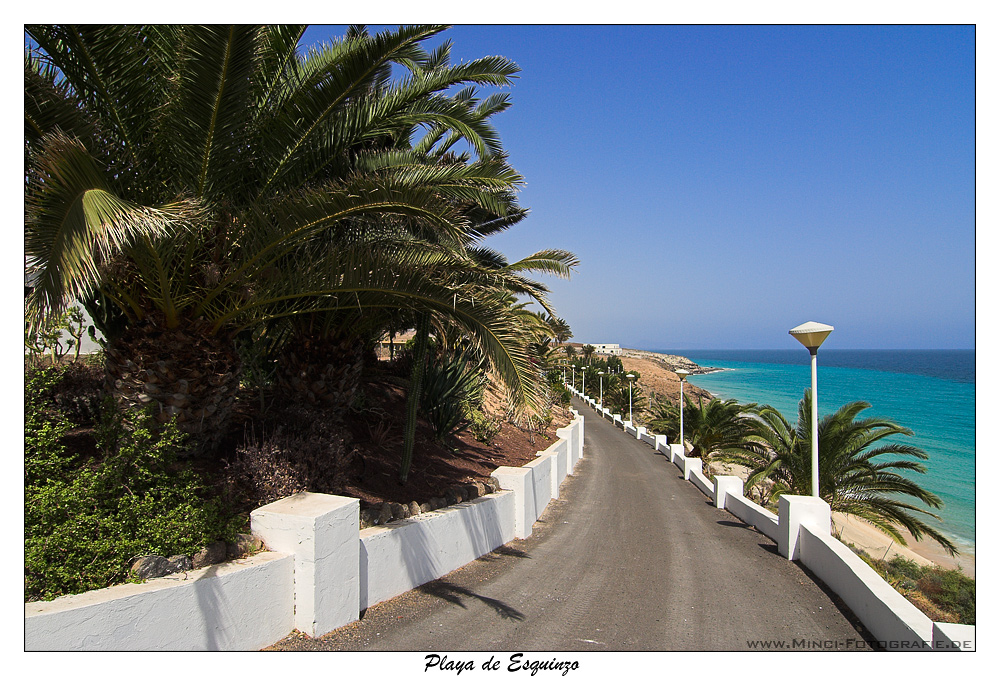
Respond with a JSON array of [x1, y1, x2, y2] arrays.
[[418, 580, 526, 621]]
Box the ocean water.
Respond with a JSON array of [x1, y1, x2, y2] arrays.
[[653, 349, 975, 552]]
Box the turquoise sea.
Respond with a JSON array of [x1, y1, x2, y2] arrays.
[[653, 349, 975, 552]]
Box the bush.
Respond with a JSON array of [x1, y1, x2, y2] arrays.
[[848, 547, 975, 625], [467, 407, 502, 444], [917, 567, 975, 625], [24, 369, 243, 602], [547, 380, 571, 406], [221, 418, 354, 512]]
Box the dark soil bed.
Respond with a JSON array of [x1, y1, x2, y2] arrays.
[[49, 360, 573, 519], [220, 379, 573, 511]]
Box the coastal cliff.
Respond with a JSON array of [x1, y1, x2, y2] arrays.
[[617, 350, 718, 408]]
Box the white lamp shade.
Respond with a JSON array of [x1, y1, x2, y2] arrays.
[[675, 369, 690, 380], [789, 321, 834, 349]]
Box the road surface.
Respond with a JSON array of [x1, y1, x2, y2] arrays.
[[268, 397, 874, 651]]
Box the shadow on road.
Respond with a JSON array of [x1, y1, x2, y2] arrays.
[[492, 544, 531, 559], [716, 519, 752, 529], [418, 580, 527, 621]]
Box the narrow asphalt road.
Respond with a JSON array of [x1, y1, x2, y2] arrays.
[[268, 397, 874, 651]]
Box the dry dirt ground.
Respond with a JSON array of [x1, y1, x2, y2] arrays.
[[617, 355, 713, 409]]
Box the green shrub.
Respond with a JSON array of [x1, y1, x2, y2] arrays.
[[847, 547, 975, 625], [467, 407, 502, 444], [918, 567, 975, 625], [24, 369, 243, 601]]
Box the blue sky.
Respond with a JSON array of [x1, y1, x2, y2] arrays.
[[13, 23, 978, 351], [302, 24, 975, 350]]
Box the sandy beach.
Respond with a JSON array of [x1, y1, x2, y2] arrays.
[[621, 349, 975, 577]]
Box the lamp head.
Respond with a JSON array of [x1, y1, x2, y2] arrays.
[[789, 321, 834, 351], [626, 373, 635, 380], [675, 369, 690, 381]]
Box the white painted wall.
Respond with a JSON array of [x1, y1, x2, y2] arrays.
[[724, 493, 781, 543], [799, 522, 936, 649], [25, 552, 294, 651], [360, 492, 516, 609], [251, 492, 360, 637], [932, 622, 975, 651], [689, 469, 715, 500], [524, 452, 555, 513]]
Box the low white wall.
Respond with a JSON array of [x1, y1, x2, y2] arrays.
[[25, 552, 294, 651], [550, 437, 570, 487], [360, 492, 516, 609], [798, 522, 935, 649], [689, 469, 715, 500], [932, 622, 976, 651], [524, 452, 556, 511], [725, 493, 781, 542], [251, 492, 359, 636]]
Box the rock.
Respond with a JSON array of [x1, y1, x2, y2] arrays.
[[468, 482, 486, 498], [131, 555, 171, 580], [226, 534, 263, 559], [167, 554, 193, 573], [378, 502, 393, 524], [408, 501, 421, 516], [419, 502, 433, 514], [192, 541, 227, 568], [431, 497, 447, 510], [485, 477, 501, 493], [360, 508, 380, 529], [445, 487, 463, 505], [391, 502, 410, 520]]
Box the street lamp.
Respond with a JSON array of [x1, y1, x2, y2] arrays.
[[582, 367, 586, 398], [789, 321, 834, 498], [626, 373, 635, 424], [676, 369, 689, 453], [598, 371, 605, 409], [571, 364, 576, 390]]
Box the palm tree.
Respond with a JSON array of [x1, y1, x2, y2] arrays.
[[727, 392, 957, 555], [581, 344, 596, 364], [25, 25, 565, 452], [647, 397, 762, 470]]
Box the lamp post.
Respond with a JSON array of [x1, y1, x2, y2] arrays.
[[676, 369, 689, 453], [626, 373, 635, 425], [789, 321, 834, 498], [582, 367, 586, 398], [598, 371, 605, 409]]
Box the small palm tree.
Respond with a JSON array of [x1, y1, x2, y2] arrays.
[[648, 397, 762, 470], [727, 391, 957, 555], [581, 344, 596, 363]]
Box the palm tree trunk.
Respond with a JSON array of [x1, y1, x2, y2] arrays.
[[103, 317, 241, 456], [274, 330, 365, 419]]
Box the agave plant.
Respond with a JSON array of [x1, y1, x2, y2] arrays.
[[727, 391, 958, 555], [25, 24, 569, 452]]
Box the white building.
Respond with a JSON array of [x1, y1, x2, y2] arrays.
[[590, 343, 621, 355]]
